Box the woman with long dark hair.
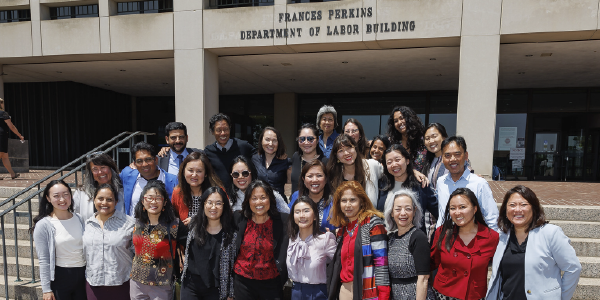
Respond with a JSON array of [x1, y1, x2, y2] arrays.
[[326, 134, 384, 207], [181, 187, 237, 300], [32, 180, 86, 300], [290, 123, 328, 194], [386, 106, 428, 183], [422, 123, 449, 189], [252, 126, 292, 201], [233, 180, 289, 300], [288, 160, 336, 232], [83, 183, 135, 300], [343, 118, 369, 157], [130, 181, 188, 299], [430, 188, 499, 300], [172, 151, 223, 225], [227, 155, 289, 213], [73, 152, 124, 221], [368, 135, 391, 162], [377, 144, 438, 236], [286, 196, 336, 300]]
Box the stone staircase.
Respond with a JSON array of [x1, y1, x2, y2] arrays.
[[0, 198, 599, 299]]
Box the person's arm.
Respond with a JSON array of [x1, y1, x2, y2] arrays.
[[324, 231, 337, 262], [370, 219, 391, 300], [33, 222, 54, 295], [274, 192, 290, 213], [546, 226, 581, 300], [157, 147, 170, 157], [410, 230, 431, 300], [4, 119, 24, 141], [479, 182, 500, 232], [413, 169, 429, 188], [287, 166, 292, 184], [423, 186, 439, 220]]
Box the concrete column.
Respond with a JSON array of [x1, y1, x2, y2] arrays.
[[29, 0, 44, 56], [0, 65, 4, 99], [99, 0, 116, 53], [274, 93, 298, 158], [456, 0, 502, 179]]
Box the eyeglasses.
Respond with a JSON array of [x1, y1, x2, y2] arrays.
[[135, 157, 155, 165], [231, 170, 250, 178], [144, 196, 164, 203], [344, 129, 359, 134], [206, 201, 224, 208], [298, 136, 316, 143], [91, 165, 110, 174]]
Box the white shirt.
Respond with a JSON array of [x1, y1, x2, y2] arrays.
[[435, 168, 499, 231], [50, 215, 86, 268], [167, 148, 189, 176], [129, 170, 166, 216]]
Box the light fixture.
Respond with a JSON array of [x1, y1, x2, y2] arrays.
[[56, 71, 62, 74], [359, 77, 366, 80], [541, 53, 552, 57], [342, 61, 348, 64], [436, 74, 442, 77], [290, 79, 296, 81], [281, 63, 292, 66], [525, 55, 533, 57], [120, 70, 126, 72], [162, 83, 168, 85], [105, 84, 110, 86], [518, 72, 525, 75], [263, 64, 269, 67], [430, 58, 436, 60]]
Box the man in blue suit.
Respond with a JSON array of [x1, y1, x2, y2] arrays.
[[120, 141, 178, 216]]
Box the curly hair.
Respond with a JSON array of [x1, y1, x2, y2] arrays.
[[386, 106, 425, 162], [329, 181, 383, 228]]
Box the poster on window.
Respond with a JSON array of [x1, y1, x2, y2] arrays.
[[498, 127, 517, 151]]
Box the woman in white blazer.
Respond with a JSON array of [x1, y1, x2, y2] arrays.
[[486, 185, 581, 300], [326, 134, 383, 206]]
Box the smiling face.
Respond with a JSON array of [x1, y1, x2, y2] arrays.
[[94, 187, 116, 217], [250, 187, 271, 217], [134, 150, 158, 179], [294, 202, 315, 231], [340, 189, 361, 221], [166, 129, 188, 154], [303, 166, 326, 196], [204, 193, 224, 221], [47, 184, 72, 213], [393, 111, 407, 134], [320, 113, 335, 135], [344, 122, 361, 143], [298, 128, 317, 155], [90, 162, 112, 185], [393, 195, 414, 229], [261, 130, 279, 156], [442, 142, 468, 180], [184, 160, 206, 188], [142, 188, 164, 217], [231, 162, 251, 191], [370, 140, 387, 161], [213, 120, 231, 147], [424, 127, 444, 155], [448, 195, 477, 227], [385, 150, 409, 182], [506, 193, 533, 230], [336, 145, 357, 166]]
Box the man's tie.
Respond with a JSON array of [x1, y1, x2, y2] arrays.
[[177, 154, 184, 168]]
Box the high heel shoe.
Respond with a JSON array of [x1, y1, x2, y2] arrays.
[[11, 173, 20, 180]]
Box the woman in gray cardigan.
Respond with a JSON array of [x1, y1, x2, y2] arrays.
[[32, 180, 86, 300]]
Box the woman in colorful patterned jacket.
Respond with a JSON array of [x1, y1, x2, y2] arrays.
[[326, 180, 390, 300], [130, 180, 188, 300]]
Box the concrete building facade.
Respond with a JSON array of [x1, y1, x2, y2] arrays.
[[1, 0, 600, 181]]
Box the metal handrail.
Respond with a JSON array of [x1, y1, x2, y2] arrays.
[[0, 131, 154, 299]]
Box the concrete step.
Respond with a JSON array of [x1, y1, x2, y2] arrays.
[[0, 198, 39, 213], [0, 209, 36, 225], [1, 223, 33, 240], [573, 277, 600, 300], [579, 257, 600, 279], [544, 205, 600, 222], [0, 275, 42, 300], [0, 257, 40, 279], [549, 220, 600, 239], [0, 239, 36, 259], [571, 238, 600, 257]]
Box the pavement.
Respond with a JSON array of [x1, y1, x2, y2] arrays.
[[1, 169, 599, 206]]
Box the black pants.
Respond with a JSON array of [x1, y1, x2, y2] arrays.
[[51, 266, 87, 300], [181, 273, 220, 300], [234, 274, 282, 300]]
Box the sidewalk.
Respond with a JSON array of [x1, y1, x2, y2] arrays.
[[1, 170, 599, 206]]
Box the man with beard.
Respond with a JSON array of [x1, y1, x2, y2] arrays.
[[158, 122, 202, 176]]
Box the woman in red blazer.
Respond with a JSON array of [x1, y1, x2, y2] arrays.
[[172, 151, 223, 225], [430, 187, 499, 300]]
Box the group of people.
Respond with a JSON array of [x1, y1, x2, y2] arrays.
[[31, 105, 582, 300]]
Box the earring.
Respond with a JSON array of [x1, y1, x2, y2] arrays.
[[143, 207, 146, 211], [337, 159, 341, 163], [162, 207, 165, 211]]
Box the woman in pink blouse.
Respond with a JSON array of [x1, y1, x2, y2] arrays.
[[287, 196, 337, 300]]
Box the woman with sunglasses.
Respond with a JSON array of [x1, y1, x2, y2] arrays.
[[291, 123, 328, 194], [172, 151, 224, 226], [130, 181, 188, 299], [74, 152, 125, 221], [227, 155, 289, 213]]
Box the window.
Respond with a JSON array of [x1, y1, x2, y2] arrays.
[[117, 0, 173, 15], [0, 9, 31, 23], [210, 0, 274, 9], [50, 5, 98, 20]]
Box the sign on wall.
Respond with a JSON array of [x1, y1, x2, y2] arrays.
[[498, 127, 517, 151]]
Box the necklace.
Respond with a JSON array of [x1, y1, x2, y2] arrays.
[[346, 221, 359, 237]]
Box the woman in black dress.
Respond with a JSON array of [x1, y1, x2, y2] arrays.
[[0, 98, 24, 180]]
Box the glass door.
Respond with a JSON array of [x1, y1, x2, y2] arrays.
[[533, 133, 560, 180]]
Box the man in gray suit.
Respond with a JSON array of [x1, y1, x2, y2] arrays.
[[158, 122, 201, 176]]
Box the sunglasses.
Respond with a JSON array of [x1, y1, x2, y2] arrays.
[[298, 136, 316, 143], [231, 170, 250, 178]]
